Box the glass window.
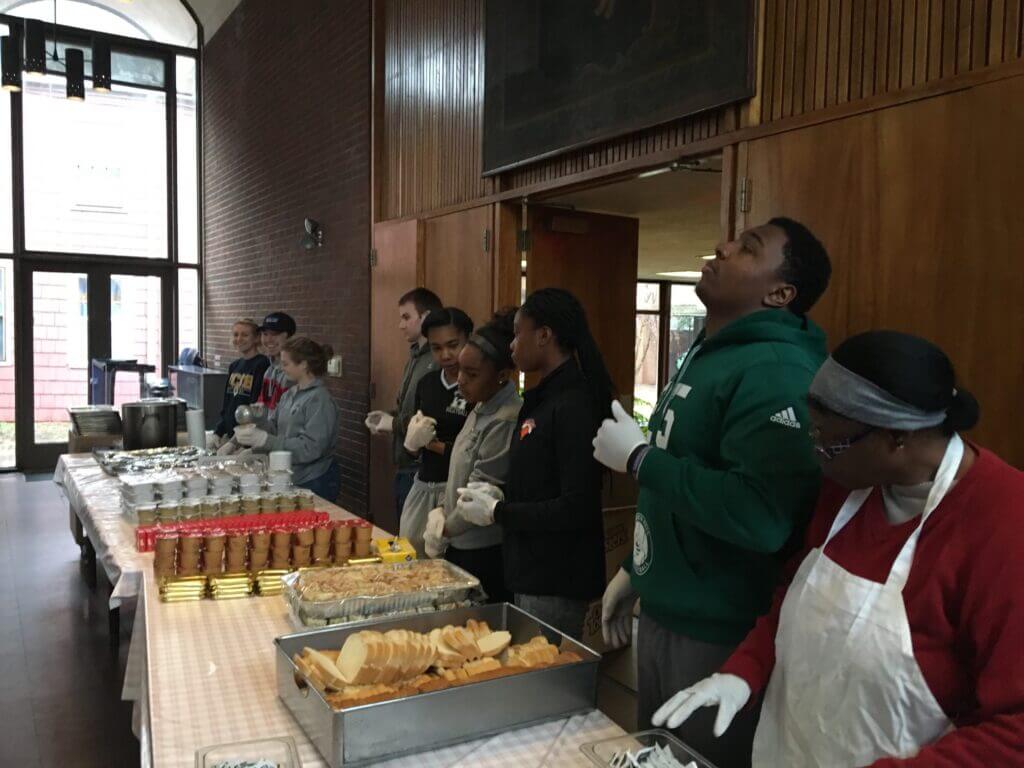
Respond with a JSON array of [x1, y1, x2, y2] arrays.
[[111, 274, 161, 405], [23, 74, 168, 258], [177, 56, 198, 264], [33, 271, 89, 443], [111, 49, 164, 88], [636, 282, 660, 311], [633, 314, 660, 424], [0, 259, 11, 467], [177, 268, 199, 356], [42, 36, 92, 76], [0, 26, 12, 253], [667, 284, 707, 370]]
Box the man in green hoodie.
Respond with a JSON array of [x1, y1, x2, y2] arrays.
[[593, 217, 831, 767]]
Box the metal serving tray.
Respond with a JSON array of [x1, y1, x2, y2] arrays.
[[275, 602, 601, 767], [283, 560, 484, 627]]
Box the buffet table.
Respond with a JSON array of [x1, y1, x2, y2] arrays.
[[56, 454, 627, 767]]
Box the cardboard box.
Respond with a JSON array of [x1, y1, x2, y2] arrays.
[[67, 429, 121, 454], [581, 500, 638, 656]]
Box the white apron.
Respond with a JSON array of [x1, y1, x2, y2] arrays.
[[752, 434, 964, 767]]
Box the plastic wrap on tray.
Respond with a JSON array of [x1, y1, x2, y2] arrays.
[[283, 559, 484, 626]]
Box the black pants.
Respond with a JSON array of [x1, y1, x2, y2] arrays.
[[446, 545, 511, 604]]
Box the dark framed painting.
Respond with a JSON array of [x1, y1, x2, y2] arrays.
[[483, 0, 756, 175]]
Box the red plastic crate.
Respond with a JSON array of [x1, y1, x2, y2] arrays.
[[135, 509, 346, 552]]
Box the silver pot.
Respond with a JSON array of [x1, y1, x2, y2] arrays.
[[121, 399, 180, 450]]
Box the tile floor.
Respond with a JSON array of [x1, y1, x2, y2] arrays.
[[0, 472, 139, 768]]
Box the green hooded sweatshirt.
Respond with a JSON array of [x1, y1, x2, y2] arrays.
[[629, 309, 826, 645]]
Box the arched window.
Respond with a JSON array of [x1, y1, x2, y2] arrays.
[[0, 0, 197, 47], [0, 0, 200, 468]]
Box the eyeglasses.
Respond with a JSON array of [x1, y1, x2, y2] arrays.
[[809, 425, 875, 461]]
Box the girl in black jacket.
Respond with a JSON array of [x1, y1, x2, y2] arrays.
[[454, 288, 613, 639]]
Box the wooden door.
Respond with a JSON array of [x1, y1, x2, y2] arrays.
[[369, 219, 423, 529], [525, 206, 640, 404], [739, 76, 1024, 467], [422, 206, 494, 326]]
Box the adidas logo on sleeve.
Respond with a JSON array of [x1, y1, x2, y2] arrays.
[[770, 407, 802, 429]]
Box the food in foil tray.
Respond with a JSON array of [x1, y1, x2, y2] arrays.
[[292, 620, 582, 709], [581, 730, 716, 768], [607, 746, 698, 768], [284, 559, 484, 626], [195, 735, 299, 768], [95, 445, 209, 474]]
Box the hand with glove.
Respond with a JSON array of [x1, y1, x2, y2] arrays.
[[651, 673, 752, 735], [233, 423, 269, 449], [593, 400, 648, 473], [365, 410, 394, 435], [216, 438, 239, 456], [454, 482, 504, 527], [206, 432, 224, 451], [423, 506, 447, 559], [403, 410, 438, 453], [601, 567, 638, 649]]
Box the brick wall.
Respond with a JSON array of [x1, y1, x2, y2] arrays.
[[202, 0, 371, 513]]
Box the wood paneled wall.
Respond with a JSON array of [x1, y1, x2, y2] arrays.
[[377, 0, 1024, 221], [741, 75, 1024, 467], [379, 0, 496, 219], [750, 0, 1024, 124]]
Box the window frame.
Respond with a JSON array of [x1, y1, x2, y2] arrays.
[[0, 12, 202, 362], [634, 279, 705, 397]]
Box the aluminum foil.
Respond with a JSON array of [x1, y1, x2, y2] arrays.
[[283, 560, 484, 626]]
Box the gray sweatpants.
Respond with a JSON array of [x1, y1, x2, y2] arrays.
[[638, 613, 758, 768]]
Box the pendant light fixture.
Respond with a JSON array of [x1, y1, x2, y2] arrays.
[[92, 38, 110, 92], [65, 47, 83, 100], [18, 1, 91, 101], [24, 19, 45, 75], [1, 31, 21, 92]]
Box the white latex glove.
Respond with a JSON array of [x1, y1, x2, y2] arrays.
[[652, 673, 752, 736], [593, 400, 648, 473], [455, 485, 502, 527], [465, 480, 504, 500], [601, 567, 638, 649], [216, 438, 239, 456], [206, 432, 224, 450], [403, 410, 438, 453], [423, 507, 447, 559], [365, 410, 394, 435], [233, 424, 269, 448]]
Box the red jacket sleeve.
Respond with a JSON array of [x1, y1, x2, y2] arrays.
[[868, 487, 1024, 768], [719, 484, 843, 695]]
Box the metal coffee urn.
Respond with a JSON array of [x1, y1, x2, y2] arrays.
[[121, 399, 180, 449]]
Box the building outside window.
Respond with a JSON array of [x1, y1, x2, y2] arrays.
[[633, 281, 706, 424]]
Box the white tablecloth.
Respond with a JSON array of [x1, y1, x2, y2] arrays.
[[56, 454, 626, 767], [141, 567, 623, 767], [54, 453, 148, 608]]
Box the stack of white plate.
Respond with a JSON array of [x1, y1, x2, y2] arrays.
[[158, 477, 185, 502], [121, 475, 157, 506], [209, 473, 235, 497], [267, 470, 292, 492], [185, 475, 209, 498], [238, 472, 261, 496]]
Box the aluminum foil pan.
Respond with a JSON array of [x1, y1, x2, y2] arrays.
[[95, 445, 210, 475], [283, 560, 484, 627]]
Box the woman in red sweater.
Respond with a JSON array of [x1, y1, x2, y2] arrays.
[[653, 330, 1024, 767]]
